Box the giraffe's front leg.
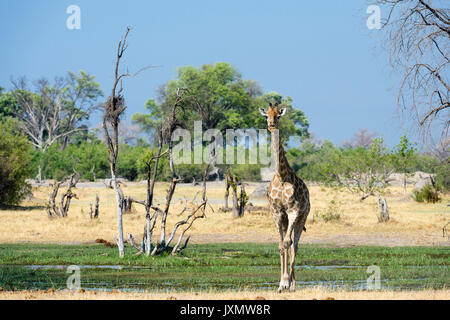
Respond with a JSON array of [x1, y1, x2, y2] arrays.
[[282, 207, 301, 289], [283, 208, 298, 250], [275, 214, 289, 293], [277, 241, 290, 293]]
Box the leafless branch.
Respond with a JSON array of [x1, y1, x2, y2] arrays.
[[374, 0, 449, 141]]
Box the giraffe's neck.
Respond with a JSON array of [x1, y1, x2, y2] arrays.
[[271, 129, 291, 180]]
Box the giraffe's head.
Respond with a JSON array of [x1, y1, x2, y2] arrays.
[[259, 103, 286, 132]]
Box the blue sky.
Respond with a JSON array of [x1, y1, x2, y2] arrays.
[[1, 0, 410, 147]]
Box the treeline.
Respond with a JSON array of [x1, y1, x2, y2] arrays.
[[288, 138, 448, 192], [1, 62, 448, 206], [29, 137, 263, 182], [1, 114, 448, 208], [26, 133, 448, 191]]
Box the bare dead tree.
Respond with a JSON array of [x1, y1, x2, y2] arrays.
[[219, 169, 247, 217], [128, 88, 211, 256], [443, 219, 450, 239], [223, 167, 232, 210], [374, 0, 449, 141], [122, 195, 134, 214], [127, 129, 168, 256], [94, 194, 99, 218], [10, 72, 102, 151], [220, 168, 256, 216], [102, 27, 153, 258], [342, 128, 377, 149], [10, 77, 71, 151], [171, 160, 212, 255], [427, 136, 450, 161], [231, 179, 248, 219], [377, 194, 390, 222], [89, 194, 100, 220], [46, 172, 80, 218]]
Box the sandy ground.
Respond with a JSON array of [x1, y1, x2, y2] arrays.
[[0, 288, 448, 300], [0, 182, 449, 247], [1, 183, 449, 301]]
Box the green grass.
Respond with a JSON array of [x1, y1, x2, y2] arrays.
[[0, 243, 448, 291]]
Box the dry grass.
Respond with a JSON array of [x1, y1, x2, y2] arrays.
[[0, 287, 448, 300], [0, 182, 449, 246]]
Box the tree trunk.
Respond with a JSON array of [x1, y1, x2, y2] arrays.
[[123, 195, 133, 213], [159, 178, 178, 248], [377, 195, 390, 222], [238, 184, 246, 218], [91, 164, 96, 181], [112, 171, 125, 258], [232, 185, 240, 218], [94, 194, 99, 218], [145, 213, 151, 256], [403, 168, 407, 194], [223, 168, 231, 210], [224, 193, 229, 210], [36, 165, 42, 184], [60, 135, 69, 151], [224, 178, 230, 210]]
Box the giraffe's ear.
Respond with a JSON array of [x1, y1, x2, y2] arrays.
[[259, 108, 267, 116], [278, 108, 286, 117]]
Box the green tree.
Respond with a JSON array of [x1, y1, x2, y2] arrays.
[[0, 87, 17, 119], [59, 71, 103, 149], [116, 144, 148, 181], [68, 139, 109, 181], [10, 72, 102, 180], [133, 63, 309, 142], [392, 135, 417, 193], [132, 98, 163, 144], [10, 71, 102, 151], [0, 119, 33, 205], [434, 159, 450, 191], [29, 138, 109, 181], [322, 138, 393, 200]]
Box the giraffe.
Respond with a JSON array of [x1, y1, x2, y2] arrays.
[[259, 102, 310, 292]]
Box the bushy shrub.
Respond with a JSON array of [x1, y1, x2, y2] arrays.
[[116, 145, 148, 181], [434, 161, 449, 191], [412, 184, 441, 203], [227, 164, 261, 181], [30, 140, 109, 181], [315, 200, 342, 222], [136, 148, 171, 181], [0, 119, 32, 205]]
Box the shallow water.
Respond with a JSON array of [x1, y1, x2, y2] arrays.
[[14, 264, 357, 271], [0, 264, 445, 292]]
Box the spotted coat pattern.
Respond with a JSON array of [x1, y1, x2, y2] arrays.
[[260, 103, 310, 292]]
